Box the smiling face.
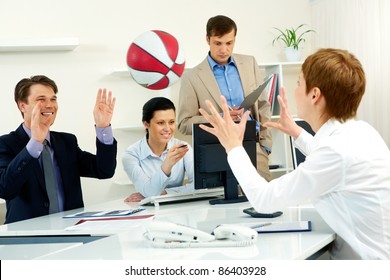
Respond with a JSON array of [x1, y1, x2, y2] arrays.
[[144, 109, 176, 146], [207, 29, 236, 65], [18, 84, 58, 129]]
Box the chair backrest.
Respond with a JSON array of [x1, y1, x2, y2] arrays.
[[290, 119, 315, 169]]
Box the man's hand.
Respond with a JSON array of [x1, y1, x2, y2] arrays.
[[30, 101, 54, 143], [93, 88, 116, 128], [227, 106, 244, 121]]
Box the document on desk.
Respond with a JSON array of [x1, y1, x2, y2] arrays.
[[65, 214, 154, 232], [63, 208, 145, 219], [242, 221, 312, 233]]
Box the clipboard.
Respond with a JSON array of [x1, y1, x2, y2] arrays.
[[238, 75, 273, 109]]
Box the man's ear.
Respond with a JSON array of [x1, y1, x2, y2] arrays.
[[18, 101, 25, 113], [206, 35, 210, 45], [143, 121, 149, 129]]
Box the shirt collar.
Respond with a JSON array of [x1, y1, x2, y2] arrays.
[[139, 135, 174, 160], [207, 52, 236, 70], [315, 119, 343, 138]]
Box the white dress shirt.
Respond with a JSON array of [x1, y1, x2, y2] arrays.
[[122, 136, 194, 197], [228, 119, 390, 259]]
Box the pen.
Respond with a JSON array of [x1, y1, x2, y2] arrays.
[[249, 223, 272, 229], [227, 105, 241, 120]]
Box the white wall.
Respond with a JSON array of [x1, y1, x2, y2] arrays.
[[0, 0, 312, 206]]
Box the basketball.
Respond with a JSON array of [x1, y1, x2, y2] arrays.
[[126, 30, 186, 90]]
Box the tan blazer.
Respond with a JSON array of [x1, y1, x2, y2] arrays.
[[178, 54, 272, 180]]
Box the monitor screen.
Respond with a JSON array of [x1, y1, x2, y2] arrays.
[[290, 119, 315, 169], [192, 120, 257, 205]]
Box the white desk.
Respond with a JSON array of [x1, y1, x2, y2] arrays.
[[0, 199, 335, 260], [0, 243, 82, 260]]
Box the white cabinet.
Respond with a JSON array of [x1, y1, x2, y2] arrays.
[[259, 62, 303, 178]]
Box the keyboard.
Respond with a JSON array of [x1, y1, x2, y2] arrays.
[[138, 188, 224, 207]]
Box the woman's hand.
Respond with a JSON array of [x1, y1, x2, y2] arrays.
[[161, 143, 189, 176], [198, 95, 250, 153], [124, 192, 145, 202], [263, 87, 302, 139]]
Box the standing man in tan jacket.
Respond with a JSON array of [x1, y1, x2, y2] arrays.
[[178, 15, 272, 181]]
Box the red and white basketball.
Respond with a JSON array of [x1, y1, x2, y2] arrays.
[[126, 30, 185, 90]]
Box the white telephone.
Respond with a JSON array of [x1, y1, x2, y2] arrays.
[[144, 220, 257, 248]]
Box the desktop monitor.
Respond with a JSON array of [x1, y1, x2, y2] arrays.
[[290, 119, 315, 169], [192, 120, 257, 205]]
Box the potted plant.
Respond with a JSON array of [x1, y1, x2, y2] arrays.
[[272, 24, 315, 61]]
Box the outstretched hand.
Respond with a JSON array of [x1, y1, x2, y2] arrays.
[[263, 87, 302, 139], [93, 88, 116, 128], [198, 95, 250, 153]]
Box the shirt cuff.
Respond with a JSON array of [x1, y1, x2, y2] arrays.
[[95, 125, 114, 145], [261, 145, 271, 155], [26, 138, 44, 158]]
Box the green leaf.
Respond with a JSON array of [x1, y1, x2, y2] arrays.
[[272, 24, 315, 49]]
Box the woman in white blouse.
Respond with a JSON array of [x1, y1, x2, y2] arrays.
[[198, 48, 390, 260], [123, 97, 193, 202]]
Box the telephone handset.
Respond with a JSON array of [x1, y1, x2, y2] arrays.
[[144, 220, 257, 248]]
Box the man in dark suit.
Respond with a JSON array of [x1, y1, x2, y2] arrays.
[[0, 75, 117, 224], [178, 15, 272, 181]]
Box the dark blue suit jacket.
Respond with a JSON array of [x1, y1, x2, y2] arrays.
[[0, 124, 117, 224]]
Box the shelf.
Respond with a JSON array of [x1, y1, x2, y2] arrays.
[[111, 69, 132, 78], [0, 37, 79, 52], [259, 61, 303, 66], [113, 125, 145, 132], [111, 68, 190, 78]]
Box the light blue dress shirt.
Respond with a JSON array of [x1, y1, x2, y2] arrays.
[[122, 136, 194, 197], [207, 54, 266, 151], [207, 54, 245, 108]]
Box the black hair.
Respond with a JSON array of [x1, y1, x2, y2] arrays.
[[206, 15, 237, 38], [142, 97, 176, 138]]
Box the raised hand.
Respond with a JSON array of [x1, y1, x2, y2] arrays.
[[263, 87, 301, 138], [198, 95, 250, 153], [30, 101, 55, 143], [93, 88, 116, 128]]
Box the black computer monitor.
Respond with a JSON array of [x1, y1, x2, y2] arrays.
[[289, 119, 315, 169], [192, 120, 257, 205]]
